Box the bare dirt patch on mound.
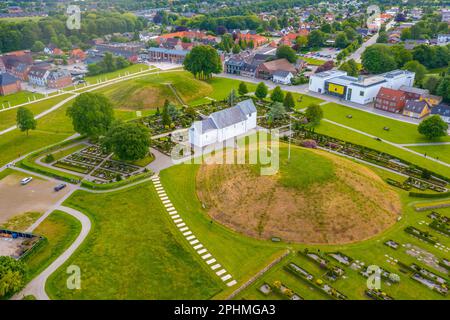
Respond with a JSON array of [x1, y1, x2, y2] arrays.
[[196, 148, 401, 244]]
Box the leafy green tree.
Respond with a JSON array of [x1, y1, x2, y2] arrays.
[[339, 59, 359, 77], [238, 82, 248, 96], [305, 104, 323, 125], [401, 28, 412, 40], [295, 35, 308, 51], [307, 30, 326, 47], [103, 121, 150, 161], [0, 257, 27, 298], [255, 82, 268, 100], [418, 115, 449, 139], [270, 86, 284, 103], [335, 32, 349, 49], [390, 44, 413, 68], [403, 60, 427, 85], [161, 100, 171, 126], [31, 41, 45, 53], [423, 75, 441, 94], [16, 107, 36, 136], [362, 44, 397, 74], [267, 102, 286, 122], [232, 44, 241, 54], [183, 45, 222, 80], [376, 31, 388, 43], [436, 75, 450, 102], [283, 92, 295, 111], [66, 93, 115, 139], [276, 45, 297, 63], [227, 89, 237, 106]]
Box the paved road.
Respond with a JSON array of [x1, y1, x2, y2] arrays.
[[13, 205, 91, 300]]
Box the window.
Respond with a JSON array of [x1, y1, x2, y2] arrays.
[[359, 91, 364, 97]]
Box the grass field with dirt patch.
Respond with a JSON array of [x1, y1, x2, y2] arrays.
[[196, 144, 401, 244]]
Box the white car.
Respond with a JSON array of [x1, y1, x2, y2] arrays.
[[20, 177, 33, 185]]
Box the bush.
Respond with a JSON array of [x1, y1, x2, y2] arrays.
[[301, 139, 317, 148], [43, 154, 55, 163]]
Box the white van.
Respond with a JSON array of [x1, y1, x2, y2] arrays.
[[20, 177, 33, 185]]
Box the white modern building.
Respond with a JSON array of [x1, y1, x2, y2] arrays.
[[272, 71, 294, 85], [308, 70, 415, 105], [189, 99, 257, 148]]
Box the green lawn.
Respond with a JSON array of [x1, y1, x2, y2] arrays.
[[290, 92, 324, 109], [160, 164, 286, 298], [300, 56, 327, 66], [46, 184, 222, 299], [44, 143, 88, 163], [407, 144, 450, 165], [83, 64, 152, 86], [321, 103, 450, 144], [0, 91, 44, 109], [314, 120, 450, 178], [22, 210, 81, 281], [0, 94, 70, 131]]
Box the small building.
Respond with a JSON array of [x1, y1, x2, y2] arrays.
[[374, 87, 407, 113], [431, 104, 450, 124], [189, 99, 257, 148], [422, 94, 443, 107], [437, 34, 450, 45], [402, 100, 431, 119], [256, 58, 297, 80], [147, 47, 188, 64], [70, 49, 87, 62], [399, 85, 429, 100], [0, 73, 21, 96], [225, 58, 245, 75], [28, 67, 50, 87], [272, 70, 294, 85]]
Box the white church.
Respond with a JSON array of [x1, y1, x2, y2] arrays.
[[189, 99, 257, 148]]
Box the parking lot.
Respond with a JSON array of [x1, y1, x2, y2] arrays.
[[0, 173, 72, 225]]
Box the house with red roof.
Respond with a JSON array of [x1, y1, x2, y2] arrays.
[[374, 87, 407, 113]]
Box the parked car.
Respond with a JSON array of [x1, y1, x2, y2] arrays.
[[54, 183, 67, 192], [20, 177, 33, 185]]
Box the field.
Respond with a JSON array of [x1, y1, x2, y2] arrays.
[[0, 91, 44, 110], [0, 94, 71, 131], [314, 120, 450, 177], [321, 103, 450, 144], [46, 184, 222, 299], [408, 144, 450, 165], [22, 210, 81, 281], [300, 56, 327, 66], [196, 144, 400, 244]]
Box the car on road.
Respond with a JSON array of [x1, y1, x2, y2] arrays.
[[20, 177, 33, 185], [54, 183, 67, 192]]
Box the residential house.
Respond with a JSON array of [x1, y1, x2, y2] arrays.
[[431, 104, 450, 124], [1, 50, 33, 80], [256, 58, 297, 80], [70, 49, 87, 62], [374, 87, 407, 113], [399, 85, 429, 100], [422, 94, 443, 107], [437, 34, 450, 45], [272, 71, 294, 85], [236, 33, 268, 47], [225, 58, 245, 75], [442, 9, 450, 23], [189, 99, 257, 148], [47, 70, 73, 89], [28, 65, 50, 87], [0, 73, 21, 96], [402, 100, 431, 119]]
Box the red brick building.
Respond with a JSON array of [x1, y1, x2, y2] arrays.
[[374, 87, 407, 113], [0, 73, 21, 96], [47, 70, 73, 89], [256, 58, 297, 80]]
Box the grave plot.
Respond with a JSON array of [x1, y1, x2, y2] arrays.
[[100, 160, 140, 175]]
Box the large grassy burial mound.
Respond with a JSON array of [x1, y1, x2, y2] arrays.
[[196, 145, 401, 244]]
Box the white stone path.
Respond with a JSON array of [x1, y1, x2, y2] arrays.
[[151, 176, 237, 288]]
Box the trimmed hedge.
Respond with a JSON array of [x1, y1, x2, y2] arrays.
[[81, 171, 153, 190], [409, 191, 450, 199]]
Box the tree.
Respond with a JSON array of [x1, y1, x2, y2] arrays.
[[403, 60, 427, 85], [335, 32, 349, 49], [238, 82, 248, 96], [232, 44, 241, 54], [270, 86, 284, 103], [307, 30, 326, 48], [401, 28, 412, 40], [294, 35, 308, 51], [436, 76, 450, 102], [339, 59, 359, 77], [276, 45, 297, 63], [423, 75, 441, 94], [0, 256, 27, 298], [267, 102, 286, 122], [418, 115, 448, 139], [102, 121, 150, 161], [183, 45, 222, 80], [66, 93, 114, 139], [255, 82, 268, 100], [31, 41, 45, 53], [227, 89, 237, 106], [16, 107, 36, 136], [362, 44, 397, 74], [305, 104, 323, 125], [316, 60, 335, 73], [377, 31, 388, 43], [283, 92, 295, 111], [390, 45, 413, 68]]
